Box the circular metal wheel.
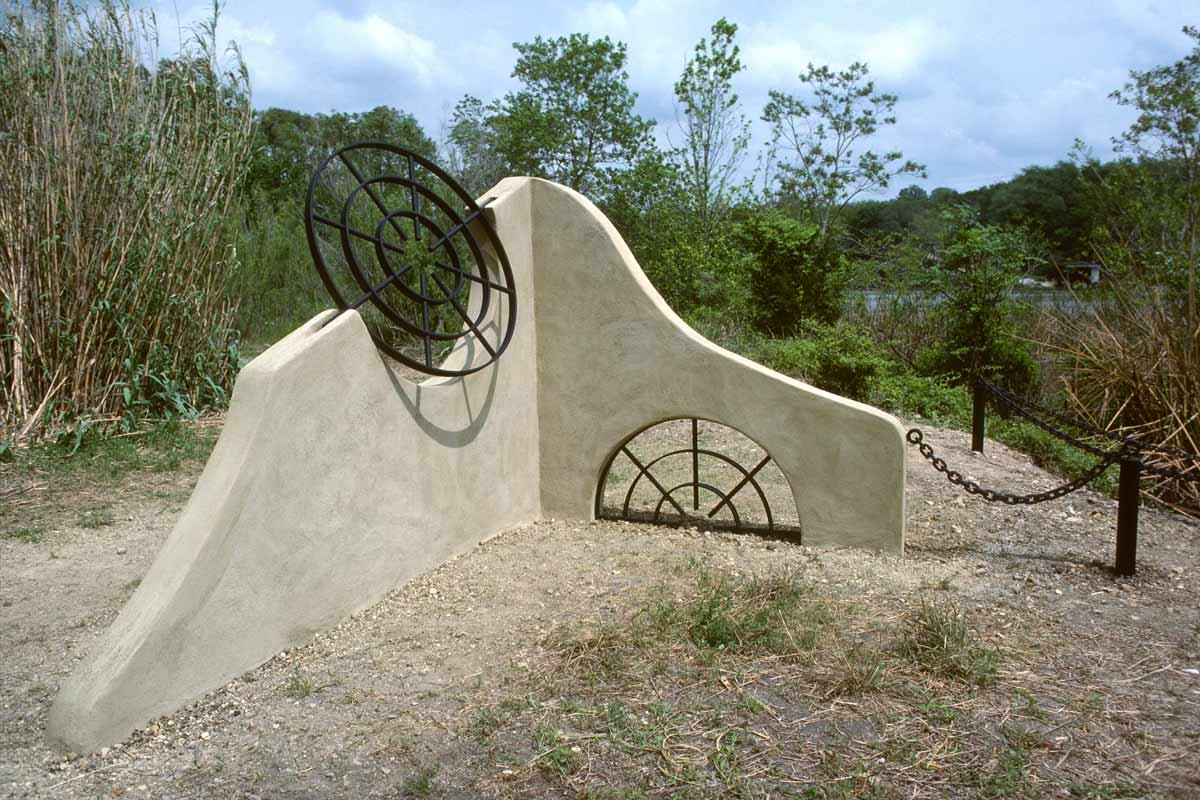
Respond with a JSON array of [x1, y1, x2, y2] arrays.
[[304, 142, 516, 377]]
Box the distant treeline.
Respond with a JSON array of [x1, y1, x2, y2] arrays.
[[842, 159, 1129, 271]]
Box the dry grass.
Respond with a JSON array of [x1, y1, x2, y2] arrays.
[[0, 0, 253, 441], [455, 559, 1175, 799], [1043, 284, 1200, 513]]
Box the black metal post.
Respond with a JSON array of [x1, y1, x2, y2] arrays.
[[1115, 454, 1141, 576], [971, 380, 985, 453]]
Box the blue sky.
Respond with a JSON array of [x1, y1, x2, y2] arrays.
[[153, 0, 1196, 195]]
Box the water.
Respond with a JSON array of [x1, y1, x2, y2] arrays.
[[855, 289, 1096, 313]]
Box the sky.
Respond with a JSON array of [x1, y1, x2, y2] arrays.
[[150, 0, 1197, 196]]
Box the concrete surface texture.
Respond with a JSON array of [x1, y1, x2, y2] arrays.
[[47, 177, 904, 754]]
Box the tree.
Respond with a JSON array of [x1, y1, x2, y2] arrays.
[[762, 62, 925, 237], [246, 106, 435, 202], [981, 162, 1095, 265], [670, 18, 750, 237], [738, 208, 847, 333], [920, 206, 1036, 391], [444, 95, 505, 197], [1109, 25, 1199, 314], [487, 33, 653, 194]]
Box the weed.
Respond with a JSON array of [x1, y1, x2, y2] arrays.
[[2, 526, 46, 543], [1063, 782, 1150, 799], [79, 508, 115, 529], [834, 643, 889, 695], [548, 622, 637, 680], [976, 739, 1030, 798], [282, 673, 313, 700], [531, 723, 582, 777], [1011, 688, 1048, 721], [124, 578, 142, 593], [900, 601, 999, 684], [400, 764, 438, 798], [680, 568, 830, 657], [468, 707, 506, 743], [734, 691, 768, 715]]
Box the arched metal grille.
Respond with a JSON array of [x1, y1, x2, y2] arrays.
[[596, 418, 801, 539], [304, 142, 516, 377]]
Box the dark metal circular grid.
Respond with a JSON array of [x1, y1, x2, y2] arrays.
[[304, 142, 516, 377], [596, 418, 799, 539]]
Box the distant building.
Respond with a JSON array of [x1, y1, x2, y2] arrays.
[[1059, 261, 1101, 286]]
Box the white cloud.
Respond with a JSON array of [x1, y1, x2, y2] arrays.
[[742, 16, 951, 87], [568, 1, 629, 35], [312, 11, 442, 86]]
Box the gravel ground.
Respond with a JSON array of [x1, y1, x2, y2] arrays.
[[1, 421, 1198, 798]]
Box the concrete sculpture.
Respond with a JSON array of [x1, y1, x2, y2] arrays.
[[48, 174, 906, 753]]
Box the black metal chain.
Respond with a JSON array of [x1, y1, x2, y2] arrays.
[[979, 378, 1200, 463], [1139, 459, 1200, 483], [906, 429, 1122, 505], [976, 380, 1117, 459]]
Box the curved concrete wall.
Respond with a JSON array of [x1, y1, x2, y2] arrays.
[[47, 177, 904, 753], [524, 179, 905, 549]]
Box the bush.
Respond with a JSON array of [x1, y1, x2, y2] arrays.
[[229, 198, 330, 345], [750, 322, 889, 400], [737, 209, 847, 334], [0, 1, 253, 440], [920, 206, 1038, 393]]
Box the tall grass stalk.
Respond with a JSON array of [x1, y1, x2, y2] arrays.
[[0, 1, 253, 441], [1044, 279, 1200, 512]]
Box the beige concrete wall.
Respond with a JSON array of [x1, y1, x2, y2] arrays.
[[47, 181, 542, 754], [527, 179, 905, 551], [47, 177, 904, 754]]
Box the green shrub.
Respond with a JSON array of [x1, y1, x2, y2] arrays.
[[750, 322, 890, 400], [920, 206, 1038, 393], [229, 199, 330, 345], [737, 209, 847, 334]]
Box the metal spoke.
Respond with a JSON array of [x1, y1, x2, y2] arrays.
[[348, 264, 413, 310], [621, 446, 687, 517], [435, 262, 512, 294], [304, 142, 517, 377], [431, 273, 496, 357], [707, 455, 771, 519]]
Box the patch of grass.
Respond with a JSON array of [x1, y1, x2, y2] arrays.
[[468, 706, 507, 743], [79, 508, 115, 529], [665, 567, 831, 658], [1, 526, 46, 543], [13, 420, 218, 486], [282, 673, 314, 700], [124, 578, 142, 593], [900, 601, 999, 685], [531, 723, 583, 778], [1063, 782, 1151, 799], [974, 726, 1036, 798], [833, 643, 889, 695], [399, 764, 438, 798]]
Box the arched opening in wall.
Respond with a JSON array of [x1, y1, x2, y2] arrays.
[[596, 418, 802, 541]]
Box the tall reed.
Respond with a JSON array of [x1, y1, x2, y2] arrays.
[[0, 1, 253, 441]]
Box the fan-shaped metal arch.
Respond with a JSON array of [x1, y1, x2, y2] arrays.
[[304, 142, 516, 377], [596, 418, 802, 539]]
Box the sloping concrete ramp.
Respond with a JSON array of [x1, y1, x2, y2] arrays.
[[47, 178, 906, 753]]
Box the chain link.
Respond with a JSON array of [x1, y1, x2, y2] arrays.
[[906, 428, 1121, 505], [1139, 459, 1200, 483], [980, 378, 1200, 464]]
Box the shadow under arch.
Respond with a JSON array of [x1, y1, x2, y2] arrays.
[[594, 417, 804, 542]]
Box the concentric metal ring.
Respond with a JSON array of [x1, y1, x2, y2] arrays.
[[304, 142, 516, 377]]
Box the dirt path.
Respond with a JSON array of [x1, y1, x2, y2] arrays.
[[1, 422, 1198, 798]]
